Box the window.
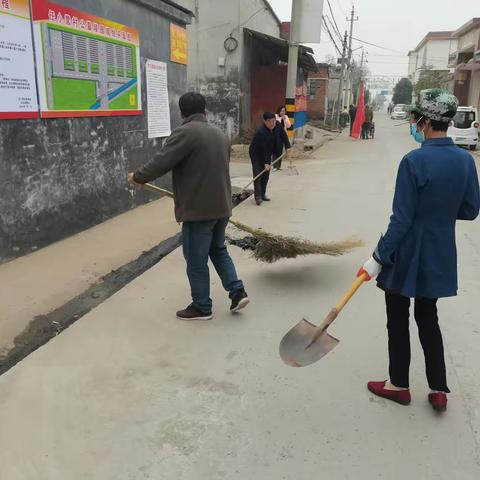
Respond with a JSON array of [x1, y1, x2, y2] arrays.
[[308, 79, 317, 99], [453, 111, 476, 129]]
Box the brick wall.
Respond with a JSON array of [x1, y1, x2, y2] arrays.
[[307, 66, 329, 120]]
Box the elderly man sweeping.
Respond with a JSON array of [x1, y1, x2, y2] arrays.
[[358, 89, 480, 412], [249, 112, 276, 205], [128, 92, 249, 321]]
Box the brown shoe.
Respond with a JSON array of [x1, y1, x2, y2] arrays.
[[176, 305, 213, 321]]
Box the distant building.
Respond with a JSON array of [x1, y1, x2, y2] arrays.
[[186, 1, 317, 139], [407, 32, 457, 83], [307, 64, 330, 120], [444, 18, 480, 109]]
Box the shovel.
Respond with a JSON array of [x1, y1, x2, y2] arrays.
[[279, 273, 368, 367]]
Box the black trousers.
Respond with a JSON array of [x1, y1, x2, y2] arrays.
[[251, 159, 270, 200], [274, 150, 283, 169], [385, 292, 450, 392], [361, 122, 371, 139]]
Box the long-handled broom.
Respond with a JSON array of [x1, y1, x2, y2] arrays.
[[231, 151, 287, 204], [140, 183, 363, 263]]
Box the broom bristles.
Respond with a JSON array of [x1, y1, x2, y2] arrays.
[[228, 219, 363, 263]]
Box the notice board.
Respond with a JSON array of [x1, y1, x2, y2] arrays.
[[31, 0, 142, 118], [146, 60, 171, 139], [0, 0, 38, 119]]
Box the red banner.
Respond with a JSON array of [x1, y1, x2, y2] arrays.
[[352, 81, 365, 139]]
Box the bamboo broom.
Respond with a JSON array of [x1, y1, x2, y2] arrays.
[[139, 183, 362, 263]]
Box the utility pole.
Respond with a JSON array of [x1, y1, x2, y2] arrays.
[[345, 5, 358, 106], [356, 48, 366, 104], [335, 31, 348, 128], [359, 48, 365, 70], [285, 1, 301, 143]]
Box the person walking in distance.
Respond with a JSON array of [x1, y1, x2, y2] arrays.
[[361, 105, 373, 139], [249, 112, 276, 205], [273, 106, 291, 171], [365, 104, 374, 139], [340, 106, 350, 128], [349, 104, 357, 136], [128, 92, 249, 321], [357, 89, 480, 412]]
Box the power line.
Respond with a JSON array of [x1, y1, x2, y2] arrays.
[[324, 14, 343, 43], [229, 6, 269, 35], [326, 0, 343, 40], [322, 16, 342, 56], [352, 37, 405, 54], [322, 26, 342, 56]]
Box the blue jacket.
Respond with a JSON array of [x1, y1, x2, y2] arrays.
[[375, 137, 480, 299]]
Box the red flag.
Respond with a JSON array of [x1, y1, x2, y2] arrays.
[[351, 81, 365, 139]]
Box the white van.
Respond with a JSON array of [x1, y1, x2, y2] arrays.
[[391, 104, 408, 120], [448, 106, 479, 151]]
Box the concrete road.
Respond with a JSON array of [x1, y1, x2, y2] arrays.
[[1, 115, 479, 479]]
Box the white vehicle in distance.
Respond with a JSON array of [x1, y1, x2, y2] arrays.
[[391, 104, 408, 120], [448, 106, 479, 151]]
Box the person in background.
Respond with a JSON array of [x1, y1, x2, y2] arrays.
[[249, 112, 276, 205], [276, 105, 291, 131], [340, 106, 350, 128], [349, 104, 357, 136], [273, 106, 291, 171], [128, 92, 249, 321], [362, 104, 374, 139], [357, 89, 480, 412]]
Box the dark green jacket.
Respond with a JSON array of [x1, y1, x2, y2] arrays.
[[134, 114, 232, 222]]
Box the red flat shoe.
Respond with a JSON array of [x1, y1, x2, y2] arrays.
[[428, 392, 447, 412], [367, 380, 411, 405]]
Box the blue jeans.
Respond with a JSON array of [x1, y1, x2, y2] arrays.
[[182, 218, 244, 312]]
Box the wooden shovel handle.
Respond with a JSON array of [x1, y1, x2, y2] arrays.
[[335, 273, 368, 312], [309, 273, 368, 345]]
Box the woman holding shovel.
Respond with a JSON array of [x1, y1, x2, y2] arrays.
[[358, 89, 480, 412]]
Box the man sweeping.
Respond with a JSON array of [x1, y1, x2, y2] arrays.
[[358, 89, 480, 412], [128, 92, 249, 321], [249, 112, 276, 205]]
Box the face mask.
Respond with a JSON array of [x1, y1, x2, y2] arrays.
[[411, 123, 425, 144]]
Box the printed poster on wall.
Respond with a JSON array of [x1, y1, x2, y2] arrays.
[[0, 0, 38, 119], [170, 23, 187, 65], [295, 80, 308, 128], [31, 0, 142, 118], [146, 60, 171, 139]]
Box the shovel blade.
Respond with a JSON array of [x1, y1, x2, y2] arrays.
[[279, 319, 340, 367]]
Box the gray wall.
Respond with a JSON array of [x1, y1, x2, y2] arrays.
[[0, 0, 191, 263], [187, 0, 280, 139]]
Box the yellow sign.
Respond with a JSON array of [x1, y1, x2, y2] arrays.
[[170, 23, 188, 65]]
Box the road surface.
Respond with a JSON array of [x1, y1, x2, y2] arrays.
[[1, 115, 479, 479]]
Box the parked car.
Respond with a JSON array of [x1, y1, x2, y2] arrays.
[[448, 106, 479, 151], [391, 104, 408, 120]]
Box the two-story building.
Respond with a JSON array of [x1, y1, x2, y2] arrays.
[[407, 31, 457, 84], [447, 18, 480, 109]]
